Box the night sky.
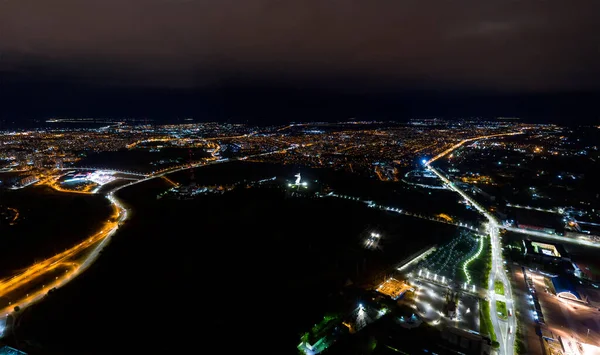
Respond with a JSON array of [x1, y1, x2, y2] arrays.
[[1, 0, 599, 122]]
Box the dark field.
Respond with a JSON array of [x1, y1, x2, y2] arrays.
[[170, 161, 485, 224], [0, 186, 112, 277], [74, 147, 211, 173], [12, 163, 462, 354]]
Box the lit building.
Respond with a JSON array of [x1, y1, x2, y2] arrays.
[[523, 240, 570, 262]]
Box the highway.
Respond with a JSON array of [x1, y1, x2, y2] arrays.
[[0, 147, 294, 333], [425, 132, 522, 355]]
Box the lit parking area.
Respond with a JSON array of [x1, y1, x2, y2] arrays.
[[403, 277, 480, 333], [411, 279, 447, 323], [457, 293, 480, 332], [523, 267, 600, 350]]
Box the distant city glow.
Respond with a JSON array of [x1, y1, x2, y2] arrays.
[[3, 120, 598, 355]]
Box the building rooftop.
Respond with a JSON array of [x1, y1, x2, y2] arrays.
[[524, 240, 569, 259]]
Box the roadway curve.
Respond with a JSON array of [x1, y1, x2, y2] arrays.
[[0, 148, 291, 336]]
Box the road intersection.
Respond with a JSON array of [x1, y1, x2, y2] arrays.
[[425, 132, 521, 355]]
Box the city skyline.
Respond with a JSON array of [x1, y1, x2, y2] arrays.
[[1, 1, 600, 354]]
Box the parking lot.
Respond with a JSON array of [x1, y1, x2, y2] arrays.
[[533, 273, 600, 347], [457, 293, 480, 332], [409, 278, 447, 323], [516, 266, 600, 353], [405, 278, 479, 333]]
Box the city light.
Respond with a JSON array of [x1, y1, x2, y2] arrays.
[[4, 119, 597, 354]]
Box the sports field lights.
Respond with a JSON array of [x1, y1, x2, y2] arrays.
[[463, 236, 484, 284]]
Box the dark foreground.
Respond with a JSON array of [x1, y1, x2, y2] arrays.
[[8, 166, 459, 354]]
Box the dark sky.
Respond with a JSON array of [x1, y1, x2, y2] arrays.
[[1, 0, 600, 122]]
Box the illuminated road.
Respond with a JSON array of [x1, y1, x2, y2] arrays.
[[7, 178, 39, 190], [326, 192, 483, 233], [504, 203, 559, 215], [425, 168, 516, 352], [425, 131, 522, 355], [0, 198, 124, 319], [0, 147, 293, 334], [426, 132, 522, 165], [424, 130, 600, 354], [503, 226, 600, 248]]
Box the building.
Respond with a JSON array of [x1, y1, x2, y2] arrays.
[[550, 276, 582, 302], [511, 209, 564, 235], [523, 240, 570, 263]]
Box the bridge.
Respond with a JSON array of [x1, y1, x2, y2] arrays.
[[57, 167, 148, 177]]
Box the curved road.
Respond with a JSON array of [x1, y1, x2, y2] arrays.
[[0, 148, 292, 336]]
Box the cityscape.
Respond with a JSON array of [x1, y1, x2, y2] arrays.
[[1, 118, 599, 354], [2, 0, 600, 354]]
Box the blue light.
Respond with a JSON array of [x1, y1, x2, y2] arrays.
[[421, 159, 427, 165]]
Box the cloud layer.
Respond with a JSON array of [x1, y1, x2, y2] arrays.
[[1, 0, 599, 91]]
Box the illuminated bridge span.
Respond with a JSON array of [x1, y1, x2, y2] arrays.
[[57, 167, 149, 177]]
